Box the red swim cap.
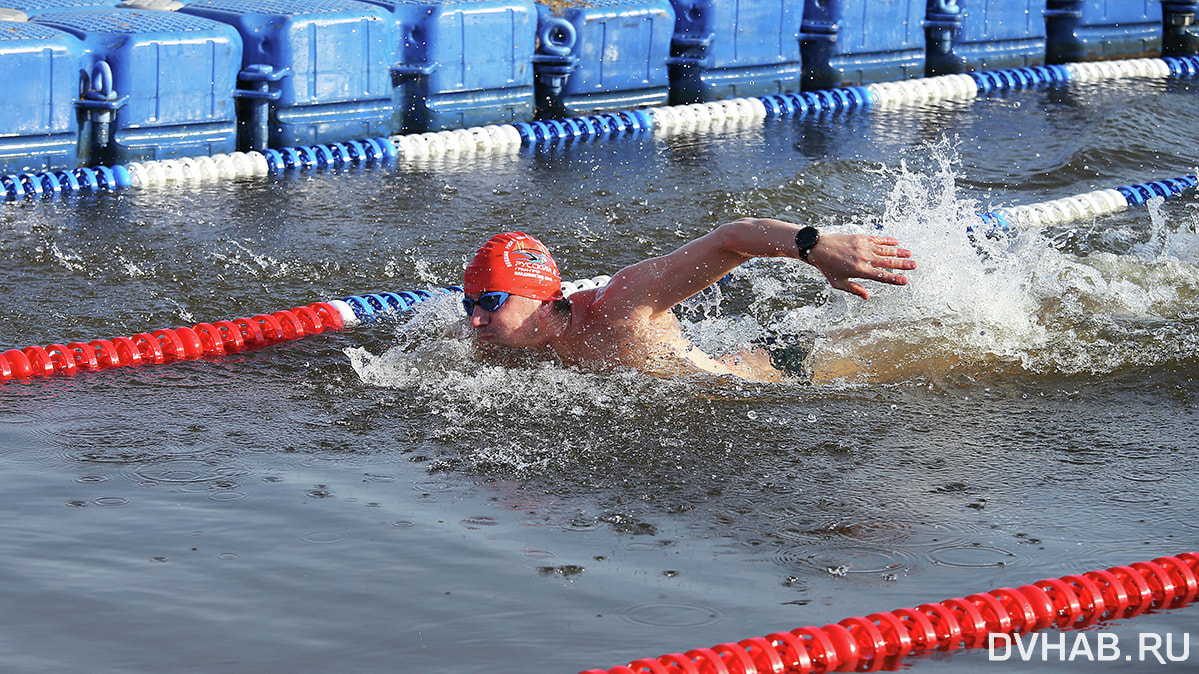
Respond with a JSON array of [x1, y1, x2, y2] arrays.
[[463, 232, 563, 300]]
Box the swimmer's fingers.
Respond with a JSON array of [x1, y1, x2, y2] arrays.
[[866, 236, 916, 267], [872, 245, 915, 263], [825, 271, 906, 299], [809, 233, 917, 299], [870, 254, 917, 271], [828, 278, 871, 300]]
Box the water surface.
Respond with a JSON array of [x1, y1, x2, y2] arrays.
[[2, 76, 1198, 672]]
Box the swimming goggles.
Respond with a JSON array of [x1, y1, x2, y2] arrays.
[[462, 291, 511, 316]]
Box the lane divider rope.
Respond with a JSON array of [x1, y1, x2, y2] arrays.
[[0, 275, 615, 382], [3, 165, 1192, 379], [579, 552, 1199, 674], [4, 56, 1198, 203], [976, 173, 1197, 232], [1, 300, 349, 381], [1, 138, 396, 200], [2, 166, 1191, 381], [0, 288, 434, 382]]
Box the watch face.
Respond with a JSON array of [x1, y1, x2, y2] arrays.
[[796, 227, 819, 250]]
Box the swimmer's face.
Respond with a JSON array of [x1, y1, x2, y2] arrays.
[[466, 292, 546, 348]]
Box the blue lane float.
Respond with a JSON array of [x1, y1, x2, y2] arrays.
[[512, 109, 654, 144], [975, 173, 1199, 234], [333, 286, 460, 327], [968, 64, 1072, 92], [1165, 54, 1199, 76]]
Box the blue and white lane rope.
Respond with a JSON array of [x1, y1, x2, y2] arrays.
[[126, 170, 1199, 340], [977, 173, 1198, 233], [3, 55, 1198, 203], [1, 137, 396, 199], [10, 164, 1189, 382]]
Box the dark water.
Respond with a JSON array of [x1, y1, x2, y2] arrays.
[[2, 76, 1198, 673]]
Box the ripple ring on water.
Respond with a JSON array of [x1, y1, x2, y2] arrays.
[[618, 602, 722, 628]]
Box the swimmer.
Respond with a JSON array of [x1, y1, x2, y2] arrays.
[[462, 219, 916, 383]]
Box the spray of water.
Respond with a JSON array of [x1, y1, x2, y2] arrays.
[[348, 143, 1199, 470], [347, 293, 711, 472], [698, 141, 1199, 382]]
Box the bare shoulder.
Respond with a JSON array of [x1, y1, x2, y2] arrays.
[[568, 284, 632, 323], [579, 269, 657, 322]]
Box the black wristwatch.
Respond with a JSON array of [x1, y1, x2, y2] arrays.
[[794, 226, 820, 262]]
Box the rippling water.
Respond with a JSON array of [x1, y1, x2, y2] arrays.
[[2, 76, 1198, 673]]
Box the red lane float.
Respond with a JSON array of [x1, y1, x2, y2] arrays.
[[0, 301, 343, 381], [580, 553, 1199, 674]]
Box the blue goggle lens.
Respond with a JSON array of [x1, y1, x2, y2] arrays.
[[462, 291, 511, 316]]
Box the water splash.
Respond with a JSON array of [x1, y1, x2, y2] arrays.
[[714, 141, 1199, 381], [346, 296, 791, 474], [207, 239, 292, 279], [347, 143, 1199, 472]]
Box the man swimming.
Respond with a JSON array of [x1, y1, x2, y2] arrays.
[[461, 218, 916, 382]]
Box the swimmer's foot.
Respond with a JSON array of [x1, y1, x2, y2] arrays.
[[757, 332, 816, 383]]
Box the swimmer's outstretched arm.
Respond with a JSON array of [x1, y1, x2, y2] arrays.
[[600, 218, 916, 317]]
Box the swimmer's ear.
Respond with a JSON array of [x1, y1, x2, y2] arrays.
[[536, 298, 568, 321]]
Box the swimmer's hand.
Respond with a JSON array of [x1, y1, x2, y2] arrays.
[[806, 233, 916, 299]]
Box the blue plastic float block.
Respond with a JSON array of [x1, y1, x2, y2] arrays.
[[1068, 0, 1163, 61], [953, 0, 1046, 71], [180, 0, 398, 147], [0, 21, 83, 173], [799, 0, 925, 90], [31, 9, 241, 164], [537, 0, 674, 117], [667, 0, 802, 103], [0, 0, 117, 17], [827, 0, 926, 87], [359, 0, 537, 132]]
